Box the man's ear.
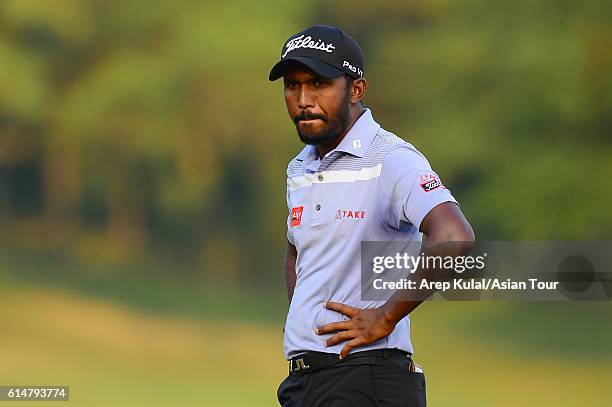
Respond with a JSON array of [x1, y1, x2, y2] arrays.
[[351, 78, 368, 104]]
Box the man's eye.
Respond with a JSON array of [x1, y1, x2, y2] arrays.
[[314, 81, 324, 87]]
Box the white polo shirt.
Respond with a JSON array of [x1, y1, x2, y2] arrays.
[[284, 108, 457, 359]]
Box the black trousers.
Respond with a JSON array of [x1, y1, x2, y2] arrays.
[[277, 354, 426, 407]]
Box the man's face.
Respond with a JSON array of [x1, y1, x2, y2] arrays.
[[283, 66, 352, 146]]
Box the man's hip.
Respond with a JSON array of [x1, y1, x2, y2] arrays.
[[277, 349, 426, 407]]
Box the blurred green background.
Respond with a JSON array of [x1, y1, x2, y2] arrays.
[[0, 0, 611, 405]]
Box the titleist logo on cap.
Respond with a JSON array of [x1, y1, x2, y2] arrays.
[[268, 25, 364, 81], [282, 35, 335, 58]]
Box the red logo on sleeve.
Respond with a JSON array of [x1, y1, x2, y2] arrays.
[[419, 173, 443, 192], [291, 206, 304, 227]]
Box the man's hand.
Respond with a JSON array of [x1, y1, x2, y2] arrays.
[[315, 301, 396, 359]]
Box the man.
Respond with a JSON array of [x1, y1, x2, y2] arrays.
[[269, 25, 474, 407]]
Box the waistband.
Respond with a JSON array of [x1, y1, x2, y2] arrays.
[[289, 348, 411, 375]]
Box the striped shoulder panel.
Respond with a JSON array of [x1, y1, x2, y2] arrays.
[[376, 127, 407, 146], [287, 157, 305, 179]]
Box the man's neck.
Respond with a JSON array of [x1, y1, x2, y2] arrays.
[[315, 107, 366, 158]]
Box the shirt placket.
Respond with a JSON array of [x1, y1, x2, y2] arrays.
[[303, 157, 321, 226], [308, 154, 335, 227]]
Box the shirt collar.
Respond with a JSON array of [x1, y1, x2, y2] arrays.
[[295, 144, 318, 162], [295, 108, 380, 162]]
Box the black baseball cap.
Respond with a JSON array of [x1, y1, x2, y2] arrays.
[[268, 25, 364, 81]]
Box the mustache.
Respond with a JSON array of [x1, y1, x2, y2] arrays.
[[293, 111, 328, 124]]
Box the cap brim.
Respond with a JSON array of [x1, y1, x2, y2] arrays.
[[268, 57, 344, 81]]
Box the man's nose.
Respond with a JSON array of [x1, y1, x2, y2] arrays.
[[297, 88, 315, 109]]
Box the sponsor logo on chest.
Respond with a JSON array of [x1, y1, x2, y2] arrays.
[[291, 206, 304, 227], [335, 209, 366, 220]]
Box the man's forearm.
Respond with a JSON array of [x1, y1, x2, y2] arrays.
[[380, 240, 475, 325]]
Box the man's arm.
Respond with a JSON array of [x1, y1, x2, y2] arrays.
[[285, 241, 298, 302], [316, 202, 474, 358], [380, 201, 475, 322]]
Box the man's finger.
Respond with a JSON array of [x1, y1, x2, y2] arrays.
[[325, 330, 356, 347], [340, 337, 365, 359], [325, 301, 359, 317], [316, 321, 351, 335]]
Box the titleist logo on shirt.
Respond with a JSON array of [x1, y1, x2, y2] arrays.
[[282, 35, 335, 58]]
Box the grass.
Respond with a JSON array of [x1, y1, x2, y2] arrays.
[[0, 282, 286, 406]]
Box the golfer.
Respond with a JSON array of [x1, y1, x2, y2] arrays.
[[269, 25, 475, 406]]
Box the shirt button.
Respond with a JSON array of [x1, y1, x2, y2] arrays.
[[315, 204, 321, 211], [318, 174, 324, 182]]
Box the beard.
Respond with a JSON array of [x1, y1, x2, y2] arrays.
[[293, 88, 351, 146]]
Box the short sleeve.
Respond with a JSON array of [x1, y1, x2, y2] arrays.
[[286, 180, 295, 245], [378, 144, 458, 231]]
